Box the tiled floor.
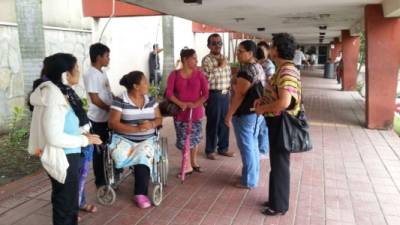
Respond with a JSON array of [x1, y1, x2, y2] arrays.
[[1, 69, 400, 225]]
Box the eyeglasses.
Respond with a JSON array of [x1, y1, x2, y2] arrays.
[[210, 41, 223, 46]]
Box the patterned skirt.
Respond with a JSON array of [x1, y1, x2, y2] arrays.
[[174, 120, 203, 150]]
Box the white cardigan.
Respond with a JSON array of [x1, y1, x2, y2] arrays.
[[28, 81, 89, 183]]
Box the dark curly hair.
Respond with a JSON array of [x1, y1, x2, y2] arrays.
[[119, 71, 145, 92], [272, 33, 296, 60]]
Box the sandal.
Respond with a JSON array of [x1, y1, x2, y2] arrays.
[[134, 195, 151, 209], [176, 170, 193, 178], [192, 166, 204, 173], [234, 183, 252, 190], [261, 208, 286, 216], [80, 204, 97, 213]]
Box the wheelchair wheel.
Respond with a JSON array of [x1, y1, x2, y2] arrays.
[[97, 185, 116, 206], [160, 137, 169, 186], [151, 183, 163, 206], [102, 145, 115, 185]]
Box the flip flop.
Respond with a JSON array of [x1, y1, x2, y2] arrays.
[[192, 166, 204, 173], [80, 204, 97, 213]]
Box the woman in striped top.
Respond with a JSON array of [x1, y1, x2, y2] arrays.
[[254, 33, 302, 216], [108, 71, 162, 208]]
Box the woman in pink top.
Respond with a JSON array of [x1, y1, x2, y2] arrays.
[[166, 48, 209, 175]]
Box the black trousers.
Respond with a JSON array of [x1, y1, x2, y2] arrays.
[[49, 153, 81, 225], [265, 116, 290, 212], [134, 164, 150, 195], [150, 71, 162, 87], [205, 91, 230, 154], [90, 120, 109, 187]]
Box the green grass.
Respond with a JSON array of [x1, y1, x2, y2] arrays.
[[394, 113, 400, 136]]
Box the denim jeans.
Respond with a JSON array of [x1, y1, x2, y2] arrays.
[[232, 114, 261, 188], [78, 145, 93, 208], [258, 117, 269, 155]]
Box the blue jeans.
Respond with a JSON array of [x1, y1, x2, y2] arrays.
[[232, 114, 261, 188], [78, 145, 93, 208], [258, 117, 269, 155]]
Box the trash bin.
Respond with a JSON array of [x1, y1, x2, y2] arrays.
[[324, 62, 335, 79]]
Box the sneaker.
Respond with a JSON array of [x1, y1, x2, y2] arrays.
[[134, 195, 151, 209]]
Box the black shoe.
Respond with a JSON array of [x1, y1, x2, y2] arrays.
[[261, 208, 287, 216], [262, 201, 270, 207]]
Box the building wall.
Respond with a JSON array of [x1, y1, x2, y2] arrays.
[[0, 24, 23, 132], [0, 0, 17, 23], [93, 16, 164, 95], [0, 24, 91, 132], [42, 0, 91, 30], [173, 17, 194, 63], [92, 16, 227, 96], [0, 0, 91, 29]]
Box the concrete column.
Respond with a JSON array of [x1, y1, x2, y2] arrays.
[[365, 4, 400, 129], [341, 30, 360, 91], [162, 15, 175, 78], [15, 0, 46, 95]]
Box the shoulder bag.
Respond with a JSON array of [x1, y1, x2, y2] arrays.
[[159, 70, 182, 117]]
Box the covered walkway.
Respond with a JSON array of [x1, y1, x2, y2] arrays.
[[1, 69, 400, 225]]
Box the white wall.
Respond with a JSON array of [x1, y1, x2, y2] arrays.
[[91, 16, 241, 95], [93, 16, 163, 95], [0, 0, 91, 29], [173, 17, 194, 64], [0, 0, 16, 23], [42, 0, 91, 30]]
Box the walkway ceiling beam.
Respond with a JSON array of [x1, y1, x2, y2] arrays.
[[383, 0, 400, 17], [122, 0, 382, 44]]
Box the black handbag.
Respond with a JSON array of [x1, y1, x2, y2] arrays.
[[159, 70, 181, 117], [235, 70, 264, 116], [277, 105, 312, 153], [159, 99, 181, 117]]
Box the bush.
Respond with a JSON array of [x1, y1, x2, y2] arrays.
[[149, 84, 160, 98], [81, 98, 89, 112], [8, 107, 30, 146]]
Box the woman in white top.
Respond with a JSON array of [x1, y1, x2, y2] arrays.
[[29, 53, 101, 225]]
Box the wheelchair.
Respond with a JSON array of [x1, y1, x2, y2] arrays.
[[96, 128, 168, 206]]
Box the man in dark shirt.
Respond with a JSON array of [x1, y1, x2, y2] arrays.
[[149, 44, 163, 87]]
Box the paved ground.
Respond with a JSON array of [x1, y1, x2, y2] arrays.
[[1, 69, 400, 225]]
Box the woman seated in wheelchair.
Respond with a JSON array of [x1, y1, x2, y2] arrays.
[[108, 71, 162, 208]]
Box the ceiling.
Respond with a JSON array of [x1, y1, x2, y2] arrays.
[[122, 0, 384, 44]]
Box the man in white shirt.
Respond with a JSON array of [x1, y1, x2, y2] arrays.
[[293, 46, 306, 70], [83, 43, 113, 188]]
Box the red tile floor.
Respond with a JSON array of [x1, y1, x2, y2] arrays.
[[1, 69, 400, 225]]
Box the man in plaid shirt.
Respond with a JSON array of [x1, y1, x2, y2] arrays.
[[202, 33, 235, 160]]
